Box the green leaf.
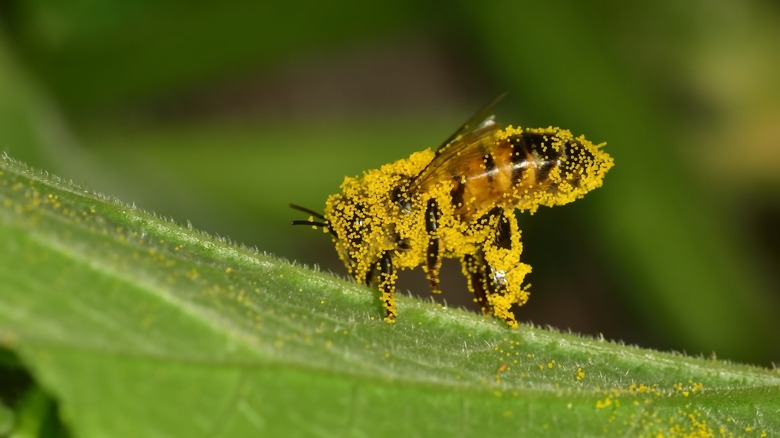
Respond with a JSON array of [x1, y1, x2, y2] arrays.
[[1, 154, 778, 437]]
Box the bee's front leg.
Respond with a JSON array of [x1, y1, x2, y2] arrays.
[[376, 250, 397, 323], [364, 251, 397, 322], [424, 198, 443, 294]]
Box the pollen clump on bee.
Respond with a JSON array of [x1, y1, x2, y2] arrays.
[[298, 105, 613, 327], [495, 126, 614, 214]]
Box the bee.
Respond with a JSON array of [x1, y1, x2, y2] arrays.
[[292, 96, 613, 327]]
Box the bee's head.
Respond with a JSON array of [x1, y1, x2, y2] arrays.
[[323, 190, 392, 284], [308, 152, 432, 284], [291, 198, 380, 282]]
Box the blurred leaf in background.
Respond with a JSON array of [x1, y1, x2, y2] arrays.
[[0, 0, 777, 375]]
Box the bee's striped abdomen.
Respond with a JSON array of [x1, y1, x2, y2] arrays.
[[444, 128, 608, 217]]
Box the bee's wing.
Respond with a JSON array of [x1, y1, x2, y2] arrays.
[[434, 92, 506, 156], [410, 93, 506, 189]]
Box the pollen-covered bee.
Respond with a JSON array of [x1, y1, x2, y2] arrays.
[[292, 96, 613, 327]]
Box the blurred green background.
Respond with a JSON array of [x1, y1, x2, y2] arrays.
[[0, 1, 778, 365]]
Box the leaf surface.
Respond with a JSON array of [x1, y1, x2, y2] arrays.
[[1, 154, 777, 437]]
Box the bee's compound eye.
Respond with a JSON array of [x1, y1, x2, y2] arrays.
[[349, 218, 364, 245], [344, 202, 369, 245], [390, 184, 412, 213]]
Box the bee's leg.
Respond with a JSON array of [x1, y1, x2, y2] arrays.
[[463, 209, 525, 327], [424, 199, 443, 294], [493, 209, 513, 251], [365, 252, 398, 322], [484, 210, 526, 328], [377, 251, 398, 323], [462, 253, 490, 314], [462, 207, 506, 315]]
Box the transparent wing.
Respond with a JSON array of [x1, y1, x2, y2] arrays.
[[434, 93, 506, 154], [410, 93, 506, 190]]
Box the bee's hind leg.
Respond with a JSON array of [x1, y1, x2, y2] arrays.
[[462, 209, 526, 328], [424, 198, 443, 294]]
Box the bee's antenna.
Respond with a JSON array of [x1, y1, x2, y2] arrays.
[[292, 219, 328, 227], [289, 203, 325, 220]]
